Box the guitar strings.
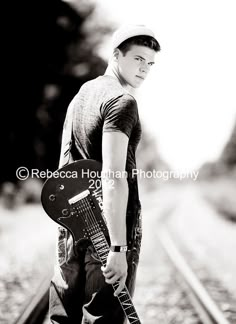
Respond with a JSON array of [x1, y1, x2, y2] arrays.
[[81, 197, 109, 268], [83, 197, 110, 250], [79, 198, 112, 266], [81, 197, 101, 232]]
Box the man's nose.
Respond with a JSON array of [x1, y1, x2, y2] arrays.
[[139, 62, 149, 73]]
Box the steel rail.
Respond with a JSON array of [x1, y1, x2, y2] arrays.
[[13, 274, 51, 324], [157, 226, 231, 324]]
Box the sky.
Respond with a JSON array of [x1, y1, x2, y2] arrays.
[[68, 0, 236, 172]]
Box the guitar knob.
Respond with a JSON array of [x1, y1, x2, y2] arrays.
[[49, 194, 56, 201], [59, 185, 64, 190], [62, 209, 69, 216]]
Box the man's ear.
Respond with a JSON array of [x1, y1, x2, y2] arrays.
[[113, 48, 120, 61]]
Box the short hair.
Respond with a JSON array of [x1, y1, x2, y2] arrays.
[[117, 35, 161, 55]]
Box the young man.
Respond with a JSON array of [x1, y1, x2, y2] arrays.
[[50, 24, 161, 324]]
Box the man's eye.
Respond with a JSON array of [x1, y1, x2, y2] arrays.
[[135, 57, 142, 61]]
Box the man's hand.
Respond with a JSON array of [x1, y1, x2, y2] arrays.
[[101, 251, 128, 296]]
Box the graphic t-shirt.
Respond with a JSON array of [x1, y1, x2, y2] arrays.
[[72, 75, 142, 242]]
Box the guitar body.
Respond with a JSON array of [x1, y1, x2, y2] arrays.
[[41, 159, 108, 246], [41, 159, 141, 324]]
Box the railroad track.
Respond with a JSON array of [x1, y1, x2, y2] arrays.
[[14, 228, 233, 324], [157, 226, 232, 324], [13, 275, 51, 324]]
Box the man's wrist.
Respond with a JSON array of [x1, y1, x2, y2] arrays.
[[110, 245, 128, 252]]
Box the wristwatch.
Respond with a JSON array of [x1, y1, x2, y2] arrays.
[[110, 245, 128, 252]]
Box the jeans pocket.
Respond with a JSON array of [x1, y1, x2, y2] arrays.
[[57, 227, 68, 266]]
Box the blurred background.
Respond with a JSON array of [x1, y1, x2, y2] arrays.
[[1, 0, 236, 323]]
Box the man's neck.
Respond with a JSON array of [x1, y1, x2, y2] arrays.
[[104, 65, 136, 96]]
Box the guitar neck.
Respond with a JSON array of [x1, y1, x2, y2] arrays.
[[89, 230, 141, 324]]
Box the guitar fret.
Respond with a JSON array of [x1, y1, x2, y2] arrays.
[[92, 234, 103, 241], [120, 298, 131, 304], [119, 292, 130, 300], [120, 299, 133, 307], [122, 303, 133, 310], [90, 232, 102, 239], [96, 247, 108, 253], [121, 299, 132, 305], [92, 236, 107, 244], [129, 318, 139, 322], [118, 288, 127, 295], [99, 249, 108, 255], [128, 312, 138, 318], [96, 248, 108, 257], [95, 243, 107, 250]]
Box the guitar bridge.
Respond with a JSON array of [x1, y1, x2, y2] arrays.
[[68, 189, 90, 205]]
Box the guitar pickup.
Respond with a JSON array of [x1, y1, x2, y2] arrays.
[[68, 189, 90, 205]]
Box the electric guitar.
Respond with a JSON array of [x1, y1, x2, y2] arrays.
[[41, 159, 141, 324]]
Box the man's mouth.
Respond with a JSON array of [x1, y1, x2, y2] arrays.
[[136, 75, 144, 80]]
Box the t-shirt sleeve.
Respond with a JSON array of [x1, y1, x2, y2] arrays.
[[102, 94, 138, 138]]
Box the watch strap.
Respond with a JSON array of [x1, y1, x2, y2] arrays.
[[110, 245, 128, 252]]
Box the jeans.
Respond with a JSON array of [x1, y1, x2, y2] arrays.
[[49, 218, 142, 324]]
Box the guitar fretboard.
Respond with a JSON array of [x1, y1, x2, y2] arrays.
[[76, 197, 141, 324], [90, 231, 141, 324]]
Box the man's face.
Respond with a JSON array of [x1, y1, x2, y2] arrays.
[[117, 45, 156, 88]]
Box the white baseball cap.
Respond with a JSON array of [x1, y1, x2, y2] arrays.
[[111, 24, 157, 49]]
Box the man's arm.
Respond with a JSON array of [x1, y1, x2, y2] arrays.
[[101, 131, 129, 296]]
